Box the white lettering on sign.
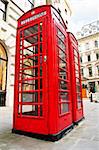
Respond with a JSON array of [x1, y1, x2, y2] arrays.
[[21, 11, 46, 25]]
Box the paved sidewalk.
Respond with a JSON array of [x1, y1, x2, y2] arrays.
[[0, 100, 99, 150]]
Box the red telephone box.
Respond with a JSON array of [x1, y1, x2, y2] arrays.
[[68, 32, 84, 124], [12, 5, 73, 141]]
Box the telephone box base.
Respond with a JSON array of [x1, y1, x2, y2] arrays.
[[73, 117, 85, 125], [12, 124, 73, 142]]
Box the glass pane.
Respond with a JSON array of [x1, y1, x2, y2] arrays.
[[76, 78, 80, 84], [24, 35, 38, 47], [57, 28, 65, 41], [61, 103, 69, 113], [40, 33, 42, 42], [74, 49, 78, 57], [24, 25, 38, 37], [40, 79, 42, 89], [0, 60, 7, 91], [40, 105, 43, 116], [40, 44, 42, 53], [19, 93, 21, 102], [77, 101, 82, 109], [40, 92, 42, 102], [22, 92, 38, 102], [75, 63, 79, 71], [58, 38, 65, 51], [76, 85, 80, 92], [77, 93, 81, 100], [18, 105, 21, 114], [22, 67, 38, 78], [40, 22, 42, 31], [22, 79, 38, 91], [22, 105, 38, 116], [75, 70, 79, 77], [60, 92, 68, 101], [23, 56, 38, 68], [60, 80, 68, 90], [40, 66, 42, 76], [59, 49, 66, 61], [19, 83, 21, 91], [22, 45, 38, 56], [74, 56, 78, 64], [59, 69, 67, 80], [40, 55, 43, 64], [59, 59, 66, 69], [0, 44, 7, 59]]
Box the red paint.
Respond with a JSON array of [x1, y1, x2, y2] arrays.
[[68, 32, 84, 124], [13, 5, 83, 138]]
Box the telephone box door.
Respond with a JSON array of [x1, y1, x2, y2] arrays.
[[14, 18, 49, 134]]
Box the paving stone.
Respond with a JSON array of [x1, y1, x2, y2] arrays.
[[0, 100, 99, 150]]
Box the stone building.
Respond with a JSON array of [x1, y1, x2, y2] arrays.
[[77, 20, 99, 96], [0, 0, 72, 107]]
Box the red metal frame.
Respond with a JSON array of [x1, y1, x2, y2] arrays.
[[68, 32, 84, 124], [13, 5, 83, 141]]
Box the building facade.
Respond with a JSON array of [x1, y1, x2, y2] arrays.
[[0, 0, 34, 106], [34, 0, 72, 26], [77, 20, 99, 96], [0, 0, 71, 107]]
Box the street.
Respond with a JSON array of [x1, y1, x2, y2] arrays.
[[0, 99, 99, 150]]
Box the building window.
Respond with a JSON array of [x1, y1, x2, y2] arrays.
[[94, 40, 98, 48], [14, 0, 34, 11], [65, 9, 67, 14], [85, 42, 89, 50], [97, 66, 99, 76], [88, 67, 92, 77], [0, 43, 8, 106], [80, 56, 82, 63], [88, 55, 91, 62], [81, 68, 84, 76], [96, 53, 99, 60], [27, 0, 34, 8], [0, 0, 7, 21]]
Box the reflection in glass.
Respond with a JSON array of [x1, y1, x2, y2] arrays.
[[24, 24, 38, 37], [57, 28, 65, 41], [60, 92, 68, 101], [60, 80, 67, 90], [76, 85, 80, 92], [24, 35, 38, 47], [22, 105, 38, 116], [59, 59, 66, 69], [40, 66, 42, 76], [74, 56, 78, 64], [59, 69, 66, 79], [77, 93, 81, 100], [22, 79, 38, 91], [59, 49, 66, 61], [22, 92, 38, 102], [22, 45, 38, 56], [22, 67, 38, 78], [61, 103, 68, 113], [74, 49, 78, 57], [77, 101, 81, 109], [58, 38, 65, 51], [40, 44, 42, 53], [40, 33, 42, 42]]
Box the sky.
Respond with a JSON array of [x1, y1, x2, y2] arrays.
[[69, 0, 99, 35]]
